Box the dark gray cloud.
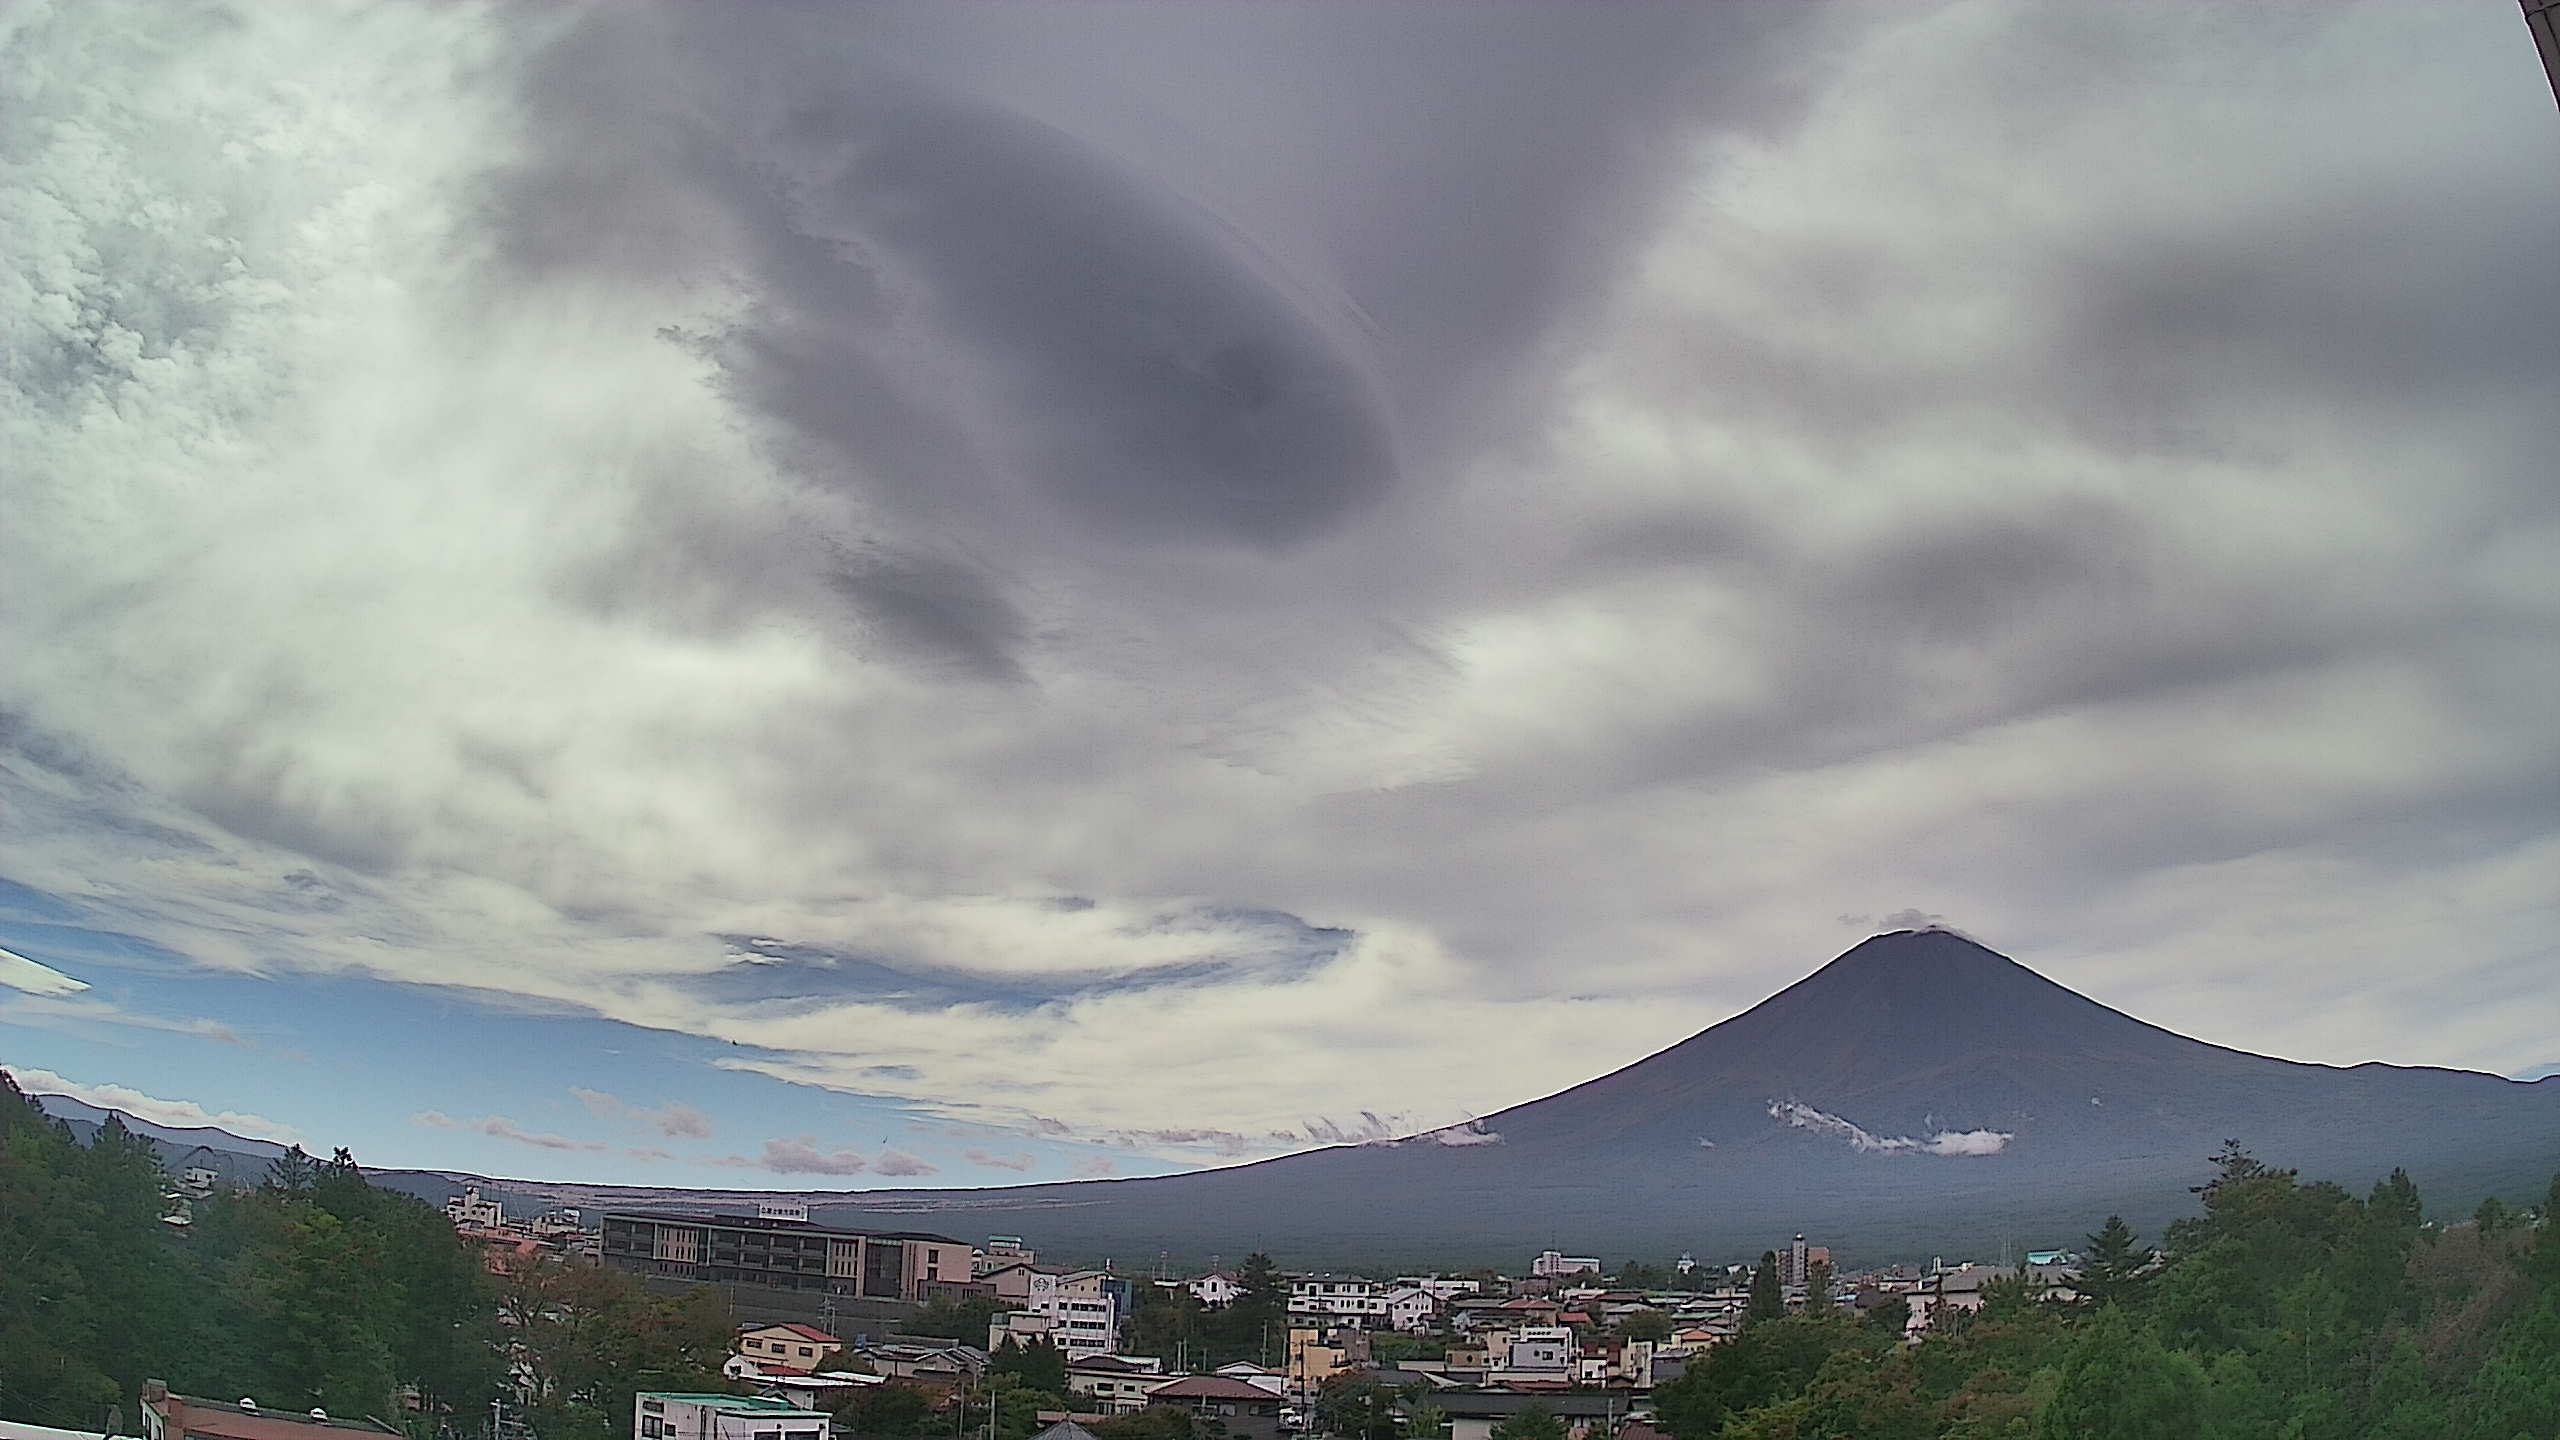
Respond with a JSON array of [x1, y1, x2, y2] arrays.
[[3, 0, 2556, 1161]]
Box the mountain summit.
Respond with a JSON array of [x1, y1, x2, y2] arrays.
[[417, 932, 2560, 1265]]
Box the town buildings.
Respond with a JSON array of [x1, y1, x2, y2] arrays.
[[600, 1211, 968, 1302]]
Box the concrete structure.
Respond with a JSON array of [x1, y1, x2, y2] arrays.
[[140, 1384, 401, 1440], [444, 1186, 503, 1229], [1529, 1250, 1601, 1279], [976, 1235, 1036, 1274], [602, 1211, 966, 1301], [1033, 1271, 1123, 1357], [632, 1394, 827, 1440]]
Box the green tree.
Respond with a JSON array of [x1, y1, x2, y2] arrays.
[[1488, 1403, 1564, 1440], [1216, 1253, 1287, 1366], [908, 1292, 1004, 1342], [2075, 1216, 2149, 1310], [1803, 1259, 1832, 1314], [1654, 1314, 1873, 1439], [1314, 1374, 1397, 1440], [831, 1381, 940, 1440], [2038, 1309, 2205, 1439], [2471, 1194, 2512, 1235], [991, 1335, 1068, 1395], [1618, 1309, 1671, 1342], [1747, 1251, 1785, 1324]]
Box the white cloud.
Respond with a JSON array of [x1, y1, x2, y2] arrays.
[[1768, 1099, 2011, 1158], [965, 1148, 1038, 1172], [5, 1065, 301, 1143], [0, 946, 89, 996]]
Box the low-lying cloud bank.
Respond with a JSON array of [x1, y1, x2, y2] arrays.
[[1769, 1099, 2013, 1157]]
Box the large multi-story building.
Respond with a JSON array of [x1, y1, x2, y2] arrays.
[[1529, 1250, 1602, 1279], [601, 1211, 967, 1301]]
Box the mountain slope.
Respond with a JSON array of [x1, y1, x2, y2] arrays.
[[768, 929, 2560, 1265], [46, 930, 2559, 1268]]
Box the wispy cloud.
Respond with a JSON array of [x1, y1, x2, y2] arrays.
[[752, 1137, 873, 1176], [5, 1065, 301, 1144], [570, 1087, 715, 1139], [965, 1148, 1037, 1172], [414, 1110, 609, 1153]]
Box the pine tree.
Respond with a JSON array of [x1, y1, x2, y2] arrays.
[[2077, 1216, 2149, 1309], [1803, 1259, 1832, 1313], [1747, 1252, 1784, 1323]]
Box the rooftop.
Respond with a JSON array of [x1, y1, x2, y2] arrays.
[[640, 1395, 822, 1415]]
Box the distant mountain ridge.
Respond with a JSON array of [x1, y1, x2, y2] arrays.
[[26, 931, 2560, 1267]]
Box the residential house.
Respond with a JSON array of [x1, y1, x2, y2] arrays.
[[1406, 1392, 1634, 1440], [140, 1384, 401, 1440], [861, 1343, 987, 1387], [1285, 1327, 1369, 1395], [733, 1324, 841, 1374], [1397, 1276, 1482, 1303], [1380, 1285, 1437, 1332], [1063, 1356, 1165, 1415], [1213, 1363, 1290, 1398], [1287, 1275, 1386, 1325], [1500, 1326, 1574, 1377], [632, 1394, 827, 1440], [1143, 1377, 1285, 1440], [1188, 1271, 1243, 1308], [752, 1375, 884, 1412], [990, 1312, 1056, 1351]]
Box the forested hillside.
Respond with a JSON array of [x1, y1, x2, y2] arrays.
[[0, 1070, 730, 1440], [1651, 1146, 2560, 1438]]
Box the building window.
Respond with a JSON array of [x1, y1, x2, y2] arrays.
[[642, 1421, 662, 1438]]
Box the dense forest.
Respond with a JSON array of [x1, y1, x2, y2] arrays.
[[0, 1071, 731, 1440], [1648, 1145, 2560, 1438]]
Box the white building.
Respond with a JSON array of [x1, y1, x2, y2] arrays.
[[1398, 1276, 1481, 1302], [1504, 1326, 1574, 1373], [1530, 1251, 1601, 1279], [1064, 1356, 1166, 1414], [1381, 1285, 1438, 1332], [444, 1186, 503, 1229], [635, 1394, 826, 1440], [1027, 1271, 1121, 1357], [1189, 1271, 1243, 1308], [1288, 1275, 1386, 1324]]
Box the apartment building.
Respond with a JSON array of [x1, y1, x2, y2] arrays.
[[601, 1211, 966, 1300]]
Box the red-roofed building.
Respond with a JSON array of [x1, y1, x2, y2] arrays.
[[1144, 1377, 1284, 1440], [736, 1323, 843, 1371]]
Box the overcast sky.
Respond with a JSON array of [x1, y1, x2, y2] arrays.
[[3, 0, 2556, 1189]]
